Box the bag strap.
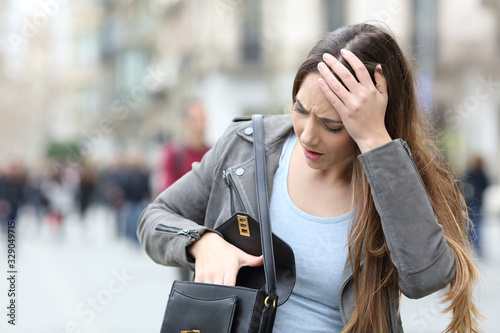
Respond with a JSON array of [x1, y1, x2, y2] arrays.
[[252, 114, 278, 305]]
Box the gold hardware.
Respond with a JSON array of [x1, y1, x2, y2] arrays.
[[264, 296, 276, 308], [237, 215, 251, 237], [181, 330, 200, 333]]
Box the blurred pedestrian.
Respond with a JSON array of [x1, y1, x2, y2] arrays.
[[122, 151, 150, 246], [42, 164, 79, 234], [99, 154, 127, 238], [161, 101, 210, 191], [78, 160, 97, 223], [23, 159, 49, 227], [464, 155, 490, 255], [0, 161, 26, 234]]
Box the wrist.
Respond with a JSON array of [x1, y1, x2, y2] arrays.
[[356, 132, 392, 154], [187, 231, 220, 259]]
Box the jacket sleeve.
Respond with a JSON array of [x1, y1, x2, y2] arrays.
[[358, 139, 456, 299], [137, 134, 225, 271]]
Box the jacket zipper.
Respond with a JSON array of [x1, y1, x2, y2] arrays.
[[399, 139, 412, 158], [222, 170, 247, 213], [399, 139, 437, 217], [155, 224, 200, 241]]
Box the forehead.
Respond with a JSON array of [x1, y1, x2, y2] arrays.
[[296, 73, 340, 118]]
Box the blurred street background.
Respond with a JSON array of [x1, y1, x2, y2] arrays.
[[0, 0, 499, 332]]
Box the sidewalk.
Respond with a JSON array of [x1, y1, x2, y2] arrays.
[[0, 206, 181, 333]]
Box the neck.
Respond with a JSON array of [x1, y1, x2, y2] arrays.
[[312, 161, 353, 188], [185, 135, 205, 150]]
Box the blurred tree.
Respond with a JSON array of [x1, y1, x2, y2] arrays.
[[45, 141, 81, 163]]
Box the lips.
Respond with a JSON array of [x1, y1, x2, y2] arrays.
[[303, 147, 323, 161]]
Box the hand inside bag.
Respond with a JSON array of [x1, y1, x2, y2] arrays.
[[188, 232, 264, 286]]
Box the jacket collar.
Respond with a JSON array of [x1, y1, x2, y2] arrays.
[[235, 114, 293, 147]]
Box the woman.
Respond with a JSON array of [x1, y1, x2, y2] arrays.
[[138, 23, 481, 332]]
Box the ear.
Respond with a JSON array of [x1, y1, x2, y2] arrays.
[[374, 64, 387, 96]]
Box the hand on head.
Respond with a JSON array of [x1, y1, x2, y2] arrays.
[[317, 49, 391, 153]]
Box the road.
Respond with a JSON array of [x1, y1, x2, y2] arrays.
[[1, 205, 499, 332]]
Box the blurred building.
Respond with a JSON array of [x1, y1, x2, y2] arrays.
[[434, 0, 500, 181], [0, 0, 104, 164], [0, 0, 498, 183], [0, 0, 55, 161], [148, 0, 349, 144]]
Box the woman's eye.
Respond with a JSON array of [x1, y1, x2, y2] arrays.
[[293, 103, 342, 133], [324, 124, 343, 133], [292, 104, 307, 115]]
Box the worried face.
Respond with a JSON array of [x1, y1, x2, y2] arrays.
[[292, 73, 357, 173]]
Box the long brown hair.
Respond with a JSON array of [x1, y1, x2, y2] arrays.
[[292, 23, 482, 332]]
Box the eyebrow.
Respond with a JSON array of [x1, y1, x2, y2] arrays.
[[296, 98, 343, 124]]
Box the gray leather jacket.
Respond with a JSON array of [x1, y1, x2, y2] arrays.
[[137, 115, 456, 332]]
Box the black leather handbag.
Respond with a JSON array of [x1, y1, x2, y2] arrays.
[[159, 114, 295, 333]]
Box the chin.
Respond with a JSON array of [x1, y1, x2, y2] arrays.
[[304, 160, 326, 170]]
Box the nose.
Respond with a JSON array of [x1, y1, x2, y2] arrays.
[[300, 117, 320, 147]]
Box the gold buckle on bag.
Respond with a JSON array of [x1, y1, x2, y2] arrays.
[[264, 296, 276, 308], [237, 215, 251, 237], [181, 330, 201, 333]]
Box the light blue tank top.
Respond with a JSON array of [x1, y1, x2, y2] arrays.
[[270, 132, 352, 332]]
